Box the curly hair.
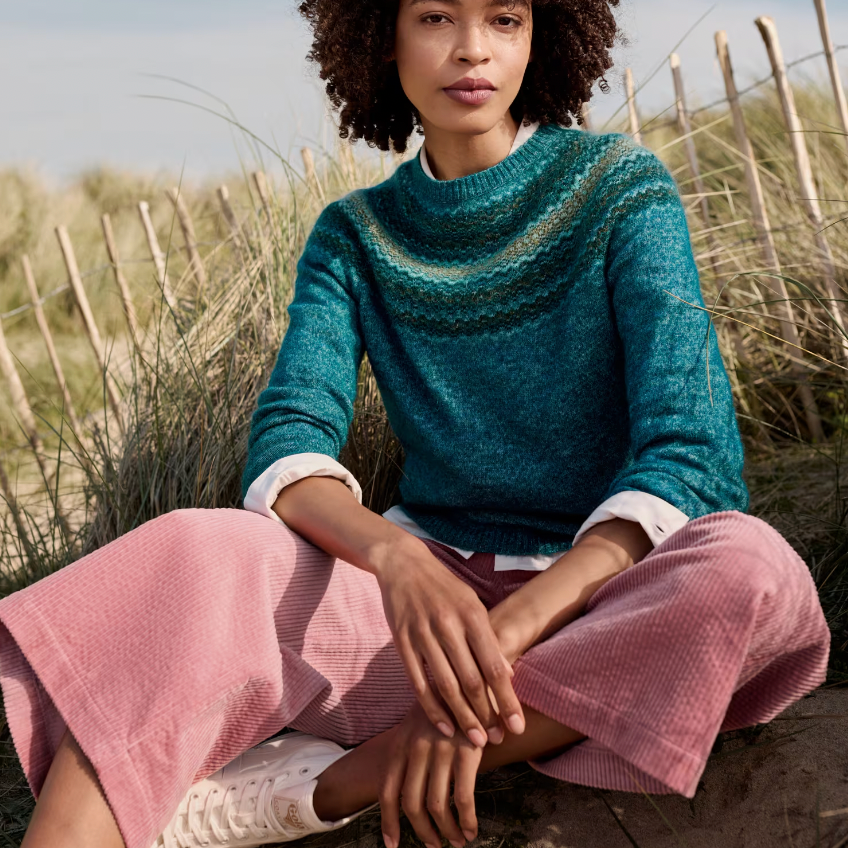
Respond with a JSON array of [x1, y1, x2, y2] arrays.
[[296, 0, 626, 154]]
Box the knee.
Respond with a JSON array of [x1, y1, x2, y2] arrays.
[[143, 507, 265, 554], [688, 510, 813, 598]]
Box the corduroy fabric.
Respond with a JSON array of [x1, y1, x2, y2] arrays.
[[241, 123, 749, 557], [0, 507, 829, 848]]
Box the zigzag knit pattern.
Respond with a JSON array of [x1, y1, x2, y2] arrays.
[[242, 122, 749, 556]]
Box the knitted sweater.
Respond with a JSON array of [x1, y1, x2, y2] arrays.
[[242, 122, 749, 556]]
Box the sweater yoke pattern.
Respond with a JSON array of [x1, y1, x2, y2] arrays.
[[341, 130, 679, 336]]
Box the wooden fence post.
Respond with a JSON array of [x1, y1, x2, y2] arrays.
[[715, 29, 824, 442], [21, 256, 89, 460], [250, 171, 279, 330], [579, 101, 593, 132], [166, 187, 208, 302], [0, 458, 38, 566], [216, 185, 246, 253], [624, 68, 643, 145], [55, 226, 126, 436], [670, 53, 724, 282], [301, 148, 327, 205], [0, 310, 49, 471], [338, 140, 356, 187], [813, 0, 848, 158], [101, 214, 141, 351], [252, 171, 274, 226], [755, 15, 848, 362], [138, 201, 177, 313], [0, 309, 75, 542]]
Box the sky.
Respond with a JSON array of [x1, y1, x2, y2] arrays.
[[1, 0, 846, 185]]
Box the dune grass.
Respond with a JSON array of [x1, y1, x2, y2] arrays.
[[0, 77, 847, 845]]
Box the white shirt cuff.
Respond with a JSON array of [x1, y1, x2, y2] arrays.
[[243, 453, 362, 525], [571, 490, 689, 549]]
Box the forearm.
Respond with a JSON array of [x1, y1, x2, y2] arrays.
[[272, 476, 427, 577], [489, 518, 654, 663]]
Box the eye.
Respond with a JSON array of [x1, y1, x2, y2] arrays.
[[422, 13, 450, 24], [494, 15, 522, 28]]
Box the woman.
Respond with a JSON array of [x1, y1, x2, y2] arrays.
[[0, 1, 831, 847]]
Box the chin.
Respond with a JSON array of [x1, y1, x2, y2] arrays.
[[423, 105, 506, 136]]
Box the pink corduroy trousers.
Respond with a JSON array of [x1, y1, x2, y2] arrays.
[[0, 507, 831, 848]]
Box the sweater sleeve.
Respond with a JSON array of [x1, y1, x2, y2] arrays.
[[601, 143, 749, 519], [240, 203, 366, 502]]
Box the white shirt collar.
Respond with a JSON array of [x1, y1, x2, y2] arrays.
[[419, 120, 541, 180]]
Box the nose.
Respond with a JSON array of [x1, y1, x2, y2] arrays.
[[452, 22, 491, 65]]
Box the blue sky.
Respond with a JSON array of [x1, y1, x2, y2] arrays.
[[1, 0, 845, 183]]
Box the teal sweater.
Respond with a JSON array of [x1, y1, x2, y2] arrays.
[[242, 123, 749, 556]]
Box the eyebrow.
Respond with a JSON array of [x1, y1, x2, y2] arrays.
[[409, 0, 530, 9]]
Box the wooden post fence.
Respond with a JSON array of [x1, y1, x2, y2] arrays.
[[101, 213, 141, 352], [55, 226, 126, 436], [21, 255, 89, 466], [715, 29, 824, 442], [0, 305, 74, 542], [580, 101, 593, 132], [625, 68, 643, 145], [250, 171, 278, 330], [813, 0, 848, 158], [252, 171, 274, 228], [166, 187, 208, 302], [216, 185, 246, 254], [0, 459, 38, 565], [301, 148, 326, 205], [138, 201, 177, 313], [755, 14, 848, 362], [670, 53, 725, 283]]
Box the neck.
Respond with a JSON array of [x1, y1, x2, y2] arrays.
[[421, 112, 521, 181]]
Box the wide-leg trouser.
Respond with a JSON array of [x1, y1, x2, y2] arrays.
[[0, 507, 830, 848]]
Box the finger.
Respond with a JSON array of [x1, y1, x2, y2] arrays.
[[427, 743, 465, 847], [397, 635, 457, 739], [453, 746, 481, 843], [438, 630, 503, 744], [379, 746, 406, 848], [401, 739, 442, 848], [420, 634, 488, 748], [466, 622, 526, 736]]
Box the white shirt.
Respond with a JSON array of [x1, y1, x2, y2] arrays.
[[243, 121, 690, 569]]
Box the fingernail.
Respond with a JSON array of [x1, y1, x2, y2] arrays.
[[450, 841, 464, 848], [437, 721, 455, 738], [426, 843, 440, 848], [383, 835, 397, 848], [468, 727, 488, 748], [464, 830, 476, 842], [487, 725, 504, 744], [507, 714, 525, 735]]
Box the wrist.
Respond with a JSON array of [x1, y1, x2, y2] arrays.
[[367, 526, 432, 582], [488, 596, 538, 665]]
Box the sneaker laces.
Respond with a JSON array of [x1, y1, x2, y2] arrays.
[[162, 777, 286, 847]]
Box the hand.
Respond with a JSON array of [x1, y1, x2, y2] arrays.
[[373, 536, 525, 748], [380, 700, 483, 848]]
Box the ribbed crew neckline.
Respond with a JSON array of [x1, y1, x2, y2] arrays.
[[400, 121, 567, 206]]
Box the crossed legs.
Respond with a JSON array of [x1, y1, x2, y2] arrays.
[[21, 707, 584, 848]]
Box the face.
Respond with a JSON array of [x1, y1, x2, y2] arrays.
[[392, 0, 533, 136]]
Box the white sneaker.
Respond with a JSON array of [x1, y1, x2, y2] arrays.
[[150, 731, 378, 848]]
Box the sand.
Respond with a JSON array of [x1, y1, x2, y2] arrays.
[[315, 688, 848, 848]]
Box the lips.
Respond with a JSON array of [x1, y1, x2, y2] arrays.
[[443, 77, 496, 105], [444, 77, 495, 91]]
